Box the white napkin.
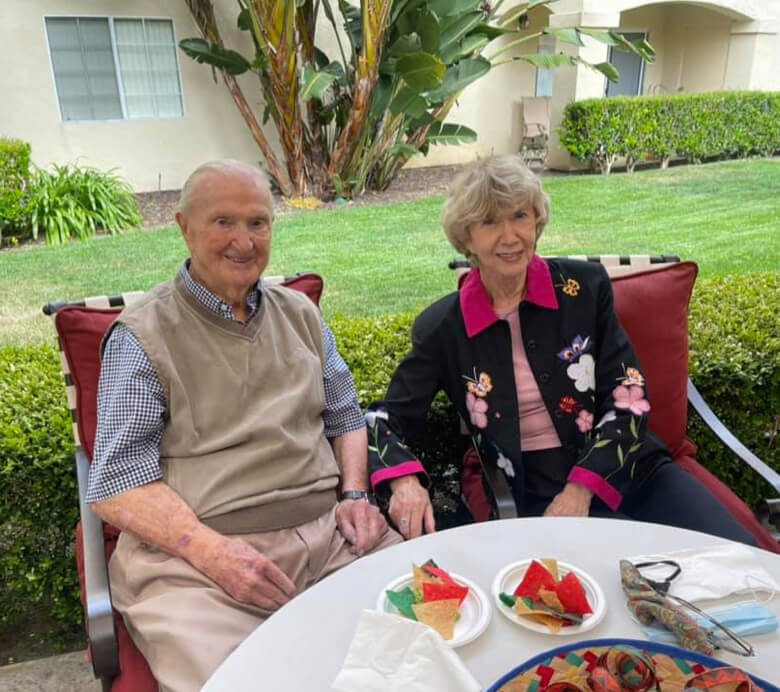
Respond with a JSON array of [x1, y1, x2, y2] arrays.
[[629, 543, 780, 602], [331, 610, 481, 692]]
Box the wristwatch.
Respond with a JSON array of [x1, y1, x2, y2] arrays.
[[340, 489, 377, 504]]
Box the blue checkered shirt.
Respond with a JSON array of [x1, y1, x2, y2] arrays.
[[86, 264, 364, 503]]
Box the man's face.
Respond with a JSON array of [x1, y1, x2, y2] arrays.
[[176, 167, 273, 304]]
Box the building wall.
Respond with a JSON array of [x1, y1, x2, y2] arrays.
[[407, 8, 547, 168], [0, 0, 271, 192], [1, 0, 778, 187]]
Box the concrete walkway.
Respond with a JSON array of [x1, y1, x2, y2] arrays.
[[0, 650, 100, 691]]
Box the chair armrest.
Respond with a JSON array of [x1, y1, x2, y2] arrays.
[[76, 446, 120, 681], [687, 379, 780, 495], [470, 444, 518, 520]]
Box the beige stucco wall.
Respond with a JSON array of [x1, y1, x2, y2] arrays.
[[406, 7, 548, 168], [1, 0, 778, 185], [0, 0, 272, 192]]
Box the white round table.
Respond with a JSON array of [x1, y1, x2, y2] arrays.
[[203, 518, 780, 689]]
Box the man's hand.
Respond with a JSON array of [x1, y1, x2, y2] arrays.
[[92, 482, 296, 612], [336, 499, 389, 556], [543, 482, 594, 517], [197, 535, 297, 612], [388, 475, 435, 539]]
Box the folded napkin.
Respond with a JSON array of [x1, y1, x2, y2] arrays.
[[331, 610, 481, 692], [628, 543, 780, 603]]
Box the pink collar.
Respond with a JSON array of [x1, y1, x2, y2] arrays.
[[460, 255, 559, 338]]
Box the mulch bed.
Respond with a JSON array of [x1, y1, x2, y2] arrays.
[[135, 164, 463, 230]]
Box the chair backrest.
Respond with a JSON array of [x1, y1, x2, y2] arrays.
[[521, 97, 551, 139], [46, 273, 324, 461], [452, 255, 697, 458]]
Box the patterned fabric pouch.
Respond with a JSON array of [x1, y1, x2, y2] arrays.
[[620, 560, 717, 654]]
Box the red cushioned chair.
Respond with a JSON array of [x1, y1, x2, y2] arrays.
[[42, 273, 324, 692], [454, 256, 780, 553]]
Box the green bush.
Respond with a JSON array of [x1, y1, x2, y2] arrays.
[[29, 164, 142, 245], [0, 345, 80, 636], [1, 275, 777, 638], [689, 274, 780, 506], [559, 91, 780, 173], [0, 138, 32, 245]]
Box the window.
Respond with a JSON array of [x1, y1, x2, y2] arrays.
[[46, 17, 184, 121], [535, 34, 556, 98]]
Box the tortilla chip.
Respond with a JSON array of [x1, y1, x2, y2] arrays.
[[386, 586, 417, 620], [412, 598, 460, 640], [423, 581, 469, 605], [555, 571, 593, 615], [527, 612, 564, 633], [514, 596, 565, 633], [412, 563, 441, 593], [541, 558, 560, 582], [422, 564, 457, 585], [513, 560, 556, 598], [538, 588, 565, 613]]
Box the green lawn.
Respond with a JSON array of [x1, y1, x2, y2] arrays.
[[1, 159, 778, 345]]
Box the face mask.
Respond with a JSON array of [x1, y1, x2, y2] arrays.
[[640, 601, 778, 645], [629, 543, 780, 602]]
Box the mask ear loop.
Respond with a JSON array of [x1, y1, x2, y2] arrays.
[[633, 560, 682, 596], [744, 574, 778, 605]]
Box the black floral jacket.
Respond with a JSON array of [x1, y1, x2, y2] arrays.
[[367, 256, 669, 512]]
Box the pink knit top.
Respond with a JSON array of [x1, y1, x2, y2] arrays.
[[499, 310, 561, 451]]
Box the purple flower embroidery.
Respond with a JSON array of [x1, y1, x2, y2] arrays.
[[466, 392, 488, 428], [557, 335, 591, 363], [612, 385, 651, 416]]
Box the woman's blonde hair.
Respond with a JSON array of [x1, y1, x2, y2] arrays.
[[441, 155, 550, 259]]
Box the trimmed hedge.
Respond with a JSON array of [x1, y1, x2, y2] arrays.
[[0, 138, 32, 245], [559, 92, 780, 173], [1, 274, 778, 637]]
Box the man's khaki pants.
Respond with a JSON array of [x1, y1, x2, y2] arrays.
[[109, 506, 402, 692]]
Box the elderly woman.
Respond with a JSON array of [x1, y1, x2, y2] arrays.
[[367, 154, 755, 545]]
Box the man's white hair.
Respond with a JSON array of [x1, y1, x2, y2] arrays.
[[178, 160, 272, 215]]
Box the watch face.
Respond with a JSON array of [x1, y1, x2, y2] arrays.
[[341, 490, 375, 503]]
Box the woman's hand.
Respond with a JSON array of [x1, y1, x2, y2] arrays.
[[543, 482, 594, 517], [388, 475, 436, 539]]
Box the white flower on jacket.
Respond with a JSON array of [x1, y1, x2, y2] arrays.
[[566, 354, 595, 392], [497, 452, 515, 478]]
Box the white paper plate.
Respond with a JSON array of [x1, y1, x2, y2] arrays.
[[377, 571, 491, 647], [491, 559, 606, 636]]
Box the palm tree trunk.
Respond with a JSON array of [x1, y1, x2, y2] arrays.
[[182, 0, 293, 196]]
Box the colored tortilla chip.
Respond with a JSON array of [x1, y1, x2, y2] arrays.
[[412, 598, 460, 640], [556, 571, 592, 615], [513, 560, 556, 598], [386, 586, 417, 620], [422, 564, 457, 585], [422, 581, 469, 605]]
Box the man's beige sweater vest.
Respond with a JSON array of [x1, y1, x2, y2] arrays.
[[117, 275, 340, 531]]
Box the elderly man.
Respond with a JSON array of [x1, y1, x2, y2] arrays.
[[87, 160, 400, 691]]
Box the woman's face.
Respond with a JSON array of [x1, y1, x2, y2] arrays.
[[464, 201, 538, 284]]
